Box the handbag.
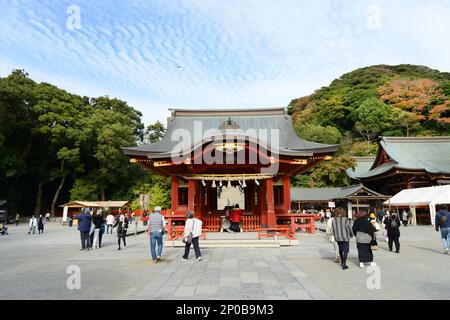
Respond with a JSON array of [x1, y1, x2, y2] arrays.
[[182, 219, 194, 244], [370, 237, 378, 250]]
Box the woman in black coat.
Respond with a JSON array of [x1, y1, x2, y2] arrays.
[[384, 212, 401, 253], [352, 210, 376, 268]]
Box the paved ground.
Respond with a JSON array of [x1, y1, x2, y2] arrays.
[[0, 222, 449, 300]]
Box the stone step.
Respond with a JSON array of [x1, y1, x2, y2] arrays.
[[164, 238, 299, 248]]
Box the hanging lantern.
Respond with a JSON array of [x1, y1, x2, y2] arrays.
[[202, 180, 206, 187], [255, 179, 260, 186], [242, 180, 247, 188], [212, 180, 216, 188]]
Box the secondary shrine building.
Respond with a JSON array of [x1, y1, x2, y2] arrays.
[[122, 108, 338, 233]]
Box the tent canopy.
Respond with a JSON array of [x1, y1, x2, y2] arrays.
[[59, 201, 130, 208], [384, 185, 450, 206]]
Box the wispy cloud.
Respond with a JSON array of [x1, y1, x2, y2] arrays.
[[0, 0, 449, 125]]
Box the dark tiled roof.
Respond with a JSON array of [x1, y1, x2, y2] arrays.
[[290, 184, 389, 201], [122, 108, 339, 158], [354, 136, 450, 179], [346, 156, 376, 179]]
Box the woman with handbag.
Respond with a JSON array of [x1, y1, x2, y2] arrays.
[[182, 211, 203, 261], [331, 207, 353, 270], [352, 210, 376, 268], [326, 211, 340, 263]]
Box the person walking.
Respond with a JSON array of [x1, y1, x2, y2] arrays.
[[106, 213, 115, 234], [91, 212, 104, 249], [407, 209, 414, 226], [148, 206, 166, 263], [369, 213, 380, 250], [28, 216, 37, 234], [45, 212, 50, 222], [384, 212, 401, 253], [352, 210, 376, 268], [435, 205, 450, 254], [331, 207, 353, 270], [37, 214, 45, 234], [113, 212, 129, 250], [76, 209, 92, 251], [15, 213, 20, 226], [326, 210, 340, 263], [182, 211, 203, 261], [401, 209, 408, 227]]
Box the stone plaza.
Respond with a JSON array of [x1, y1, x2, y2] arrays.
[[1, 222, 449, 300]]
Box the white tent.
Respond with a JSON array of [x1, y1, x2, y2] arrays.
[[384, 185, 450, 226]]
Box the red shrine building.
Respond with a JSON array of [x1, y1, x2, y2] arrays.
[[122, 108, 338, 237]]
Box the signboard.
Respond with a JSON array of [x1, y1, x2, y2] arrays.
[[328, 202, 335, 208]]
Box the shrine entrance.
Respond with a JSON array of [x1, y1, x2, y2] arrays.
[[122, 108, 338, 240]]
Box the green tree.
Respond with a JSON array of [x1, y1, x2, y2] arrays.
[[294, 123, 342, 144], [308, 156, 356, 187], [354, 98, 392, 142], [144, 121, 166, 143]]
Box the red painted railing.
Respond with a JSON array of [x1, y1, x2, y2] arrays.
[[202, 216, 221, 232], [242, 215, 261, 232]]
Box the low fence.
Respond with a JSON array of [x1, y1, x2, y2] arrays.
[[242, 215, 261, 232]]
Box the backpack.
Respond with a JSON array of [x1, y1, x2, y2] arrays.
[[390, 219, 399, 229]]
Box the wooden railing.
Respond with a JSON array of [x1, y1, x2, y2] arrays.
[[202, 216, 221, 232], [242, 215, 261, 232]]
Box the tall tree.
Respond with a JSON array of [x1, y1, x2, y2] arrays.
[[144, 121, 166, 143]]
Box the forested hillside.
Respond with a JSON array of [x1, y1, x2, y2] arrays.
[[289, 64, 450, 187], [0, 70, 170, 217]]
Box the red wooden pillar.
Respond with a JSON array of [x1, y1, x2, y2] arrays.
[[248, 182, 255, 213], [171, 176, 179, 212], [283, 175, 291, 213], [266, 178, 276, 227], [188, 179, 196, 215], [194, 181, 202, 219], [258, 180, 267, 226]]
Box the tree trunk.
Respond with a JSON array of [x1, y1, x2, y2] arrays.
[[34, 179, 43, 217], [51, 175, 66, 218], [34, 161, 46, 217], [50, 159, 66, 218]]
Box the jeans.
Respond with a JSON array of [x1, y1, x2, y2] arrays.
[[440, 227, 450, 249], [107, 224, 113, 234], [337, 241, 349, 266], [183, 236, 202, 259], [150, 231, 163, 261], [80, 231, 90, 249], [92, 228, 100, 248]]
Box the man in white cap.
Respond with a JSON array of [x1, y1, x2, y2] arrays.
[[149, 206, 166, 263]]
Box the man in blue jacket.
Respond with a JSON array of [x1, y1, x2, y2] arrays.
[[435, 205, 450, 254], [76, 208, 92, 251]]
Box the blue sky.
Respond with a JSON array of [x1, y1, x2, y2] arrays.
[[1, 0, 449, 126]]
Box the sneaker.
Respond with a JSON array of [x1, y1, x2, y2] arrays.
[[370, 262, 377, 267], [334, 257, 341, 263], [197, 256, 202, 261], [156, 256, 161, 262], [182, 257, 188, 261], [359, 262, 364, 268], [153, 260, 158, 264], [117, 248, 121, 251], [444, 248, 449, 254], [80, 248, 85, 251]]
